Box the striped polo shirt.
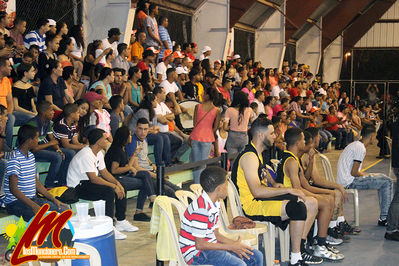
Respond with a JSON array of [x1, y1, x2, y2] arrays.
[[179, 191, 220, 264], [53, 118, 77, 143], [4, 149, 37, 205], [24, 30, 46, 52], [337, 141, 366, 187]]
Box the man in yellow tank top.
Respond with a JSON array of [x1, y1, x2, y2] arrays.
[[280, 128, 344, 262], [231, 117, 321, 266]]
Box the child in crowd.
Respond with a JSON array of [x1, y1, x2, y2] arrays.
[[179, 166, 263, 265], [86, 91, 113, 142]]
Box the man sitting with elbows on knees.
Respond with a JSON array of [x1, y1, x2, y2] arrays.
[[337, 124, 393, 226], [231, 117, 320, 266], [179, 166, 263, 265]]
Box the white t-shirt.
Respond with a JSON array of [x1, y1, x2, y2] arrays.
[[95, 49, 106, 65], [337, 141, 366, 187], [253, 98, 265, 115], [318, 88, 327, 96], [70, 37, 83, 58], [156, 62, 170, 81], [67, 146, 106, 188], [154, 102, 172, 133], [102, 38, 119, 57], [160, 80, 179, 95], [271, 85, 281, 98]]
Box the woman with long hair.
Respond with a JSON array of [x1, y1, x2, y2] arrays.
[[264, 96, 274, 120], [225, 90, 253, 154], [55, 21, 68, 39], [241, 79, 254, 103], [134, 0, 150, 32], [57, 36, 74, 68], [90, 67, 114, 100], [129, 93, 172, 167], [139, 69, 154, 94], [82, 40, 111, 85], [127, 66, 143, 108], [105, 125, 156, 222], [69, 25, 85, 78], [189, 86, 221, 183], [62, 66, 84, 100]]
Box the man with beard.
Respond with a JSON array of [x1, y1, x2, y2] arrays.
[[231, 117, 320, 266]]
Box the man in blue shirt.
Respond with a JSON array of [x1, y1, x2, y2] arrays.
[[23, 18, 49, 52], [4, 125, 68, 221], [158, 16, 172, 60]]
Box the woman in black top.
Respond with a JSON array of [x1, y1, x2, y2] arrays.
[[104, 126, 156, 221], [12, 63, 37, 125]]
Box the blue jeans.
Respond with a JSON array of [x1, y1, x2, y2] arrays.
[[118, 171, 156, 210], [5, 112, 35, 148], [147, 133, 171, 166], [191, 249, 263, 266], [6, 196, 69, 222], [190, 140, 212, 184], [34, 148, 75, 187], [347, 173, 393, 219], [387, 168, 399, 232]]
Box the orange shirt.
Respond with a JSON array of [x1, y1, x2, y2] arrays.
[[128, 41, 143, 62], [0, 77, 11, 108]]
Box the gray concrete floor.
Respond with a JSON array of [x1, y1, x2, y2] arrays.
[[0, 143, 398, 265]]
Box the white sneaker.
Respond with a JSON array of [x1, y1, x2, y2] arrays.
[[114, 227, 127, 240], [313, 245, 344, 261], [115, 219, 139, 232], [326, 234, 343, 246]]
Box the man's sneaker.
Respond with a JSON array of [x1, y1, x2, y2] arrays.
[[338, 221, 361, 235], [326, 234, 343, 246], [134, 212, 151, 222], [115, 220, 139, 232], [113, 227, 127, 240], [328, 227, 350, 242], [378, 219, 387, 226], [313, 245, 344, 261], [301, 251, 323, 264], [325, 243, 340, 254], [289, 259, 309, 266], [385, 231, 399, 241]]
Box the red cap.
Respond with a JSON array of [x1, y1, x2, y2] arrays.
[[163, 49, 173, 60], [84, 91, 103, 103], [310, 107, 320, 113], [214, 60, 221, 65], [173, 51, 185, 59], [191, 42, 197, 48]]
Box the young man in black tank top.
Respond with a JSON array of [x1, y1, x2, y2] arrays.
[[231, 117, 321, 266], [301, 128, 360, 237], [281, 128, 344, 261]]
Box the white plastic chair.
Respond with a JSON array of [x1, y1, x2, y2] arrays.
[[28, 242, 101, 266], [189, 184, 203, 197], [175, 190, 258, 248], [227, 179, 290, 266], [385, 136, 392, 178], [319, 153, 360, 226]]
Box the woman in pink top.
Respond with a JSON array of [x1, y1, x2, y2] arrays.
[[264, 96, 275, 120], [190, 87, 221, 183], [241, 80, 255, 103], [225, 91, 253, 154]]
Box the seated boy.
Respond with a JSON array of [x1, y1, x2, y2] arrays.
[[179, 166, 263, 265], [4, 125, 68, 221]]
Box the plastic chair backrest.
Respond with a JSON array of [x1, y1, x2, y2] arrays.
[[158, 197, 188, 265], [227, 178, 245, 217], [319, 153, 335, 183], [175, 190, 198, 208], [190, 184, 203, 197]]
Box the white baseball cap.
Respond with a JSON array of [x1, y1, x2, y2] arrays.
[[48, 19, 56, 26], [176, 66, 188, 75], [202, 46, 212, 53], [233, 54, 241, 60]]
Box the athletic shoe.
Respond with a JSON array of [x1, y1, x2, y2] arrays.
[[338, 221, 361, 235], [385, 232, 399, 241], [289, 259, 309, 266], [301, 251, 323, 264], [326, 234, 343, 246], [115, 220, 139, 232], [134, 212, 151, 222], [325, 243, 340, 254], [114, 227, 127, 240], [328, 227, 350, 242], [313, 245, 344, 261], [378, 219, 387, 226]]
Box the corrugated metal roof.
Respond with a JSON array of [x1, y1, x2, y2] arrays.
[[239, 0, 284, 28]]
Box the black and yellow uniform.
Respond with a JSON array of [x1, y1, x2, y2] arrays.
[[276, 150, 302, 188], [231, 142, 295, 229]]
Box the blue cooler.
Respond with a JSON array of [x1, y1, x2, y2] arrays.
[[70, 216, 118, 266]]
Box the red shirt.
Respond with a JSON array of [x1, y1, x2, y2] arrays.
[[326, 115, 339, 131], [217, 87, 230, 102], [289, 87, 299, 98], [137, 60, 149, 71]]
